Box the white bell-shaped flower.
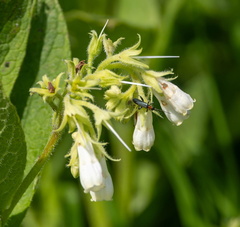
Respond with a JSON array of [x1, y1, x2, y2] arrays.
[[132, 111, 155, 152], [154, 78, 195, 126], [78, 141, 104, 193], [90, 156, 114, 201]]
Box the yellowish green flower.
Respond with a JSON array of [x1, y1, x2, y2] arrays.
[[29, 73, 63, 102]]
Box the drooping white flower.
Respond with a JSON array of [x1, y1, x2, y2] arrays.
[[132, 110, 155, 152], [154, 78, 195, 126], [78, 141, 104, 193], [90, 156, 114, 201]]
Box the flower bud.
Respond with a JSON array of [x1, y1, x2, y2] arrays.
[[103, 35, 125, 57], [87, 30, 103, 62], [132, 111, 155, 151]]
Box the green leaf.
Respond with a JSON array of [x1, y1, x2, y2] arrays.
[[6, 0, 71, 224], [0, 0, 35, 96], [0, 83, 26, 214]]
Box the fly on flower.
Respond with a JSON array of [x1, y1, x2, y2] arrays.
[[133, 96, 161, 112], [133, 96, 164, 119]]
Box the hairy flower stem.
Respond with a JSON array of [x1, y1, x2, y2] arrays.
[[46, 99, 58, 112], [1, 131, 62, 226], [87, 55, 94, 75]]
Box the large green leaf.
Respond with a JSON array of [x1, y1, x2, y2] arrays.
[[0, 0, 34, 96], [0, 84, 26, 214], [6, 0, 71, 225]]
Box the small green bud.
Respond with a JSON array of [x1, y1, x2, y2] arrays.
[[65, 60, 76, 80], [103, 35, 125, 57], [87, 30, 103, 62], [104, 85, 135, 120]]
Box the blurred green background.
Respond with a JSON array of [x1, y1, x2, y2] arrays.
[[22, 0, 240, 226]]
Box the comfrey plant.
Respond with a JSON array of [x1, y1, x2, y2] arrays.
[[30, 22, 195, 201]]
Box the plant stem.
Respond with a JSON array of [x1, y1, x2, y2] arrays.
[[46, 99, 58, 112], [1, 131, 61, 226]]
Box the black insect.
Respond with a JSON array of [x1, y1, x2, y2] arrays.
[[133, 96, 161, 112]]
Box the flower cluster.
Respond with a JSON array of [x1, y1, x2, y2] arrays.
[[30, 23, 195, 201]]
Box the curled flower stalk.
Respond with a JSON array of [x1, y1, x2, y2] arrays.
[[29, 21, 195, 201]]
